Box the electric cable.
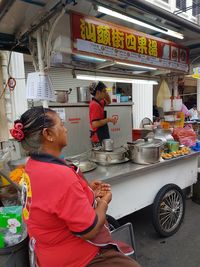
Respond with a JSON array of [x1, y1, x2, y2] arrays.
[[46, 7, 66, 70]]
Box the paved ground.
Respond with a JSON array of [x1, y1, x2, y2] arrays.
[[119, 199, 200, 267]]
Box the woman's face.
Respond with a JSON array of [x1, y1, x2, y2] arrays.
[[50, 112, 68, 148], [96, 88, 107, 100]]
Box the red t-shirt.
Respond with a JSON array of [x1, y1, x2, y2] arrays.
[[89, 99, 105, 142], [23, 154, 99, 267]]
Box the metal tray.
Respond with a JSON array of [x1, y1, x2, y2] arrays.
[[73, 160, 97, 173]]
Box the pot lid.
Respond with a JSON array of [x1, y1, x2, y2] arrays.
[[92, 147, 126, 155], [131, 138, 163, 148]]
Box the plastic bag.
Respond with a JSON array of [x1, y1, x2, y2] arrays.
[[173, 127, 196, 147], [156, 79, 171, 108], [0, 205, 26, 248]]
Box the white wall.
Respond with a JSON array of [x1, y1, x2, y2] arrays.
[[132, 83, 153, 128], [0, 52, 27, 141], [10, 52, 28, 120], [0, 54, 9, 142], [25, 62, 113, 103]]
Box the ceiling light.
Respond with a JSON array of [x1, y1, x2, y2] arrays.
[[75, 54, 106, 62], [115, 61, 157, 70], [97, 6, 184, 40], [76, 74, 158, 84], [131, 79, 158, 84]]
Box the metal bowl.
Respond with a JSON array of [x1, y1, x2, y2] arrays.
[[90, 147, 129, 165], [73, 160, 97, 173]]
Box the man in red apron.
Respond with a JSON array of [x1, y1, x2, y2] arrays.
[[89, 82, 117, 148]]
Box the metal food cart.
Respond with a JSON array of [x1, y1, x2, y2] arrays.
[[85, 151, 200, 237]]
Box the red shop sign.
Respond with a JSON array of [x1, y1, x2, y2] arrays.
[[68, 117, 81, 124], [71, 12, 189, 72]]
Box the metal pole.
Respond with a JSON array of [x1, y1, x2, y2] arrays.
[[36, 29, 48, 108], [197, 79, 200, 111], [196, 15, 200, 112]]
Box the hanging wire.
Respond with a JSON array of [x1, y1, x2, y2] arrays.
[[0, 41, 22, 100], [6, 41, 21, 77], [174, 0, 200, 15], [7, 51, 13, 77], [28, 36, 38, 71], [191, 55, 200, 65], [179, 92, 197, 96], [45, 7, 66, 70]]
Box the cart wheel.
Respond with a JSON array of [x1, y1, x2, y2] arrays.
[[106, 214, 120, 231], [152, 184, 185, 237]]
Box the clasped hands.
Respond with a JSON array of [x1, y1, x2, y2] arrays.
[[89, 180, 112, 204]]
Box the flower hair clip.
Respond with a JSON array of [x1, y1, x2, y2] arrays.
[[10, 122, 25, 141]]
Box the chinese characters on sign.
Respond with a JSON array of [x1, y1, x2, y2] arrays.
[[71, 12, 189, 72], [80, 18, 158, 56]]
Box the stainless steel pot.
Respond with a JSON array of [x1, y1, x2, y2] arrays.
[[55, 88, 72, 103], [102, 139, 114, 151], [90, 147, 129, 165], [127, 138, 163, 165], [153, 128, 174, 144], [77, 87, 91, 102]]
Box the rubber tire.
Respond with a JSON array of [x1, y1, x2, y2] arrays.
[[106, 214, 120, 231], [152, 184, 185, 237]]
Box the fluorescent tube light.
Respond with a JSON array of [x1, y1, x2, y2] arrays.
[[131, 79, 158, 84], [76, 74, 158, 85], [115, 61, 157, 70], [97, 6, 184, 40], [75, 54, 106, 62]]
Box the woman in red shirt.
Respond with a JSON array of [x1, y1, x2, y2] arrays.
[[10, 106, 140, 267], [89, 81, 117, 147]]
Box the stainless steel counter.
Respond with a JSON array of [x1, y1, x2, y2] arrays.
[[84, 151, 200, 219], [85, 151, 200, 182], [49, 102, 134, 107]]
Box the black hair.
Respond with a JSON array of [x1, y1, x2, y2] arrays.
[[17, 106, 56, 152], [89, 81, 106, 96]]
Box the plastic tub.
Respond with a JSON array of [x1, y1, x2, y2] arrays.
[[166, 141, 179, 152], [116, 94, 121, 103], [120, 96, 129, 102], [163, 99, 172, 112]]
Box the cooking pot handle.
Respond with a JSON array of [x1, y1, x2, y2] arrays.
[[127, 142, 133, 145], [153, 142, 163, 147], [67, 88, 72, 94], [124, 150, 130, 158], [127, 141, 137, 145], [121, 145, 131, 158]]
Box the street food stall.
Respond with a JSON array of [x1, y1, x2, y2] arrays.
[[1, 0, 200, 242], [85, 150, 200, 237]]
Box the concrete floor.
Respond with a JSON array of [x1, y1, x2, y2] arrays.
[[119, 199, 200, 267]]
